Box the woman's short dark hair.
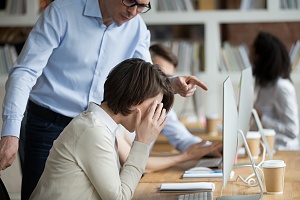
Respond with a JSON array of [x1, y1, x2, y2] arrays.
[[102, 58, 174, 116], [150, 44, 178, 68], [252, 32, 291, 87]]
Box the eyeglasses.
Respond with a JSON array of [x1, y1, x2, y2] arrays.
[[122, 0, 151, 13]]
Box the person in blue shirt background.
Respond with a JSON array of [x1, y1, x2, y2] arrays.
[[0, 0, 208, 199]]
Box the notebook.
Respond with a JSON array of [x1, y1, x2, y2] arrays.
[[160, 182, 215, 192], [182, 170, 223, 178], [182, 170, 234, 179]]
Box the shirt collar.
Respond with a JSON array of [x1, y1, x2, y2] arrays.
[[86, 102, 118, 135], [84, 0, 120, 28], [84, 0, 102, 19]]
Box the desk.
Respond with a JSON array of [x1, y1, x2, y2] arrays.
[[133, 151, 300, 200]]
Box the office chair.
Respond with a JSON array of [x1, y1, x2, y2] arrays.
[[0, 177, 10, 200]]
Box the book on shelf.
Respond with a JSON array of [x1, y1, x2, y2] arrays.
[[297, 0, 300, 9], [281, 0, 300, 9], [5, 0, 26, 15], [155, 40, 203, 74], [0, 44, 17, 75], [157, 0, 195, 11], [220, 39, 300, 73], [240, 0, 266, 10], [3, 44, 12, 73], [197, 0, 218, 10], [0, 48, 5, 75], [290, 39, 300, 72], [184, 0, 195, 11], [223, 42, 240, 71], [238, 43, 251, 69], [220, 42, 251, 72]]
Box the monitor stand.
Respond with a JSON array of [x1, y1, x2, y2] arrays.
[[236, 141, 266, 187], [234, 140, 266, 169], [217, 130, 264, 200], [251, 109, 273, 159], [235, 108, 272, 169]]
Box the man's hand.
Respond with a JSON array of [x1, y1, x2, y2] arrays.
[[0, 136, 19, 170], [205, 143, 223, 158], [170, 76, 208, 97], [182, 141, 222, 161]]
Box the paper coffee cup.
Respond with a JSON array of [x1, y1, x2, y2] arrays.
[[263, 129, 276, 155], [206, 114, 219, 136], [262, 160, 286, 194], [246, 131, 261, 159]]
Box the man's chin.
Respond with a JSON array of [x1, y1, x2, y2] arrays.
[[117, 19, 129, 25], [117, 15, 132, 25]]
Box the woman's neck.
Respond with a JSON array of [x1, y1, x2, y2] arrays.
[[100, 102, 121, 123]]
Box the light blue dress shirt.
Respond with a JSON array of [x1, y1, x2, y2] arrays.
[[2, 0, 203, 152], [162, 109, 202, 151], [2, 0, 151, 137]]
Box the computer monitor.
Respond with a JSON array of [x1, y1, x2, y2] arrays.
[[221, 76, 238, 189], [217, 76, 263, 200], [237, 67, 254, 151], [237, 67, 272, 159]]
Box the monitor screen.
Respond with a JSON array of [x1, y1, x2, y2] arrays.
[[237, 67, 272, 159], [237, 67, 255, 151], [218, 76, 264, 200], [222, 76, 238, 189]]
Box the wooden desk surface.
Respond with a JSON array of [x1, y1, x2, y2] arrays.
[[133, 151, 300, 200]]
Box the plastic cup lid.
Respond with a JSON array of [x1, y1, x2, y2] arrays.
[[246, 131, 261, 139], [263, 129, 276, 136], [262, 160, 286, 168], [206, 114, 219, 119]]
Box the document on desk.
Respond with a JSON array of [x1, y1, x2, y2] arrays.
[[183, 170, 223, 178], [182, 170, 234, 179], [159, 182, 215, 192]]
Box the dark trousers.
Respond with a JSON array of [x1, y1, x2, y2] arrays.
[[21, 101, 72, 200]]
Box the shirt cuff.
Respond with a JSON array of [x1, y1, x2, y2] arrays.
[[126, 141, 150, 170], [1, 119, 22, 138]]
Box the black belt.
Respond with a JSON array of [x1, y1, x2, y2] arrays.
[[28, 100, 73, 126]]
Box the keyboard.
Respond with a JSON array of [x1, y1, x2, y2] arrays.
[[178, 192, 213, 200], [195, 158, 222, 168]]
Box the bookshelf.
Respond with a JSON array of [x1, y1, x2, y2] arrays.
[[141, 0, 300, 117], [0, 0, 39, 26]]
